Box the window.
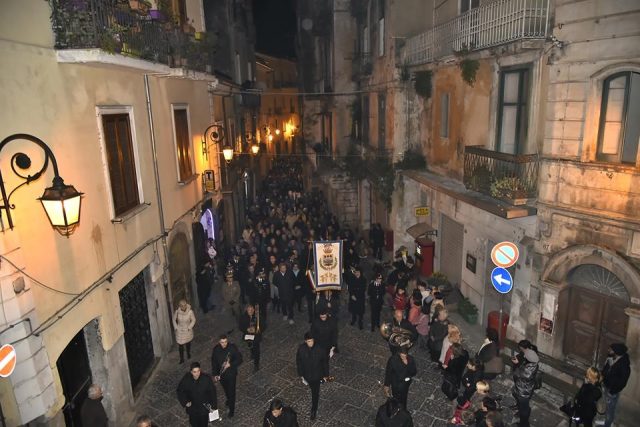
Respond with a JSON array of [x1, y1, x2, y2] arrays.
[[235, 52, 241, 83], [363, 26, 370, 54], [440, 93, 449, 138], [378, 18, 385, 57], [173, 107, 194, 182], [497, 68, 530, 154], [597, 72, 640, 164], [378, 93, 386, 150], [362, 95, 370, 143], [101, 114, 140, 216], [460, 0, 479, 14], [247, 61, 253, 82]]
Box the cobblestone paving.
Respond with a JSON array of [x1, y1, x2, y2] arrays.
[[132, 284, 567, 426]]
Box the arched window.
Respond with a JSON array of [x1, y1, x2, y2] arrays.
[[597, 71, 640, 164], [567, 264, 630, 301]]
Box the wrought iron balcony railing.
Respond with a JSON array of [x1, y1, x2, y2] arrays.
[[404, 0, 550, 65], [463, 146, 539, 205], [50, 0, 215, 73]]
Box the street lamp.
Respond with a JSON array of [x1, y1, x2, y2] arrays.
[[250, 143, 260, 155], [202, 124, 234, 163], [0, 133, 83, 237]]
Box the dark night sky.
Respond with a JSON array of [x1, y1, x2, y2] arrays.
[[252, 0, 297, 58]]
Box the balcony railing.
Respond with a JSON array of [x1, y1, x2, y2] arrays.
[[463, 146, 539, 204], [404, 0, 550, 65], [50, 0, 215, 73]]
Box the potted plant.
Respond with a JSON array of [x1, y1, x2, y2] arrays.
[[458, 297, 479, 324]]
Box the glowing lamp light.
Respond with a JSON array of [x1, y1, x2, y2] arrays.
[[268, 134, 274, 142], [251, 143, 260, 155], [222, 146, 234, 163], [275, 129, 281, 135], [38, 177, 83, 237]]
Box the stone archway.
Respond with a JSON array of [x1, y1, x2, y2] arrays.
[[168, 232, 193, 310]]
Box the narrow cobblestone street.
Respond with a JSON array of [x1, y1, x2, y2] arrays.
[[132, 278, 567, 427]]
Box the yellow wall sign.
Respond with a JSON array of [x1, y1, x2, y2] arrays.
[[415, 207, 430, 217]]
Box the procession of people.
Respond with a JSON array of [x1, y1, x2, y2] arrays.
[[166, 157, 630, 427]]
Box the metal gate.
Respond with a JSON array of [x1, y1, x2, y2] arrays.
[[440, 215, 464, 287], [119, 271, 154, 392], [56, 328, 92, 427]]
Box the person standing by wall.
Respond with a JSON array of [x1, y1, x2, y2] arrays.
[[573, 367, 602, 427], [80, 384, 108, 427], [601, 343, 631, 427], [173, 299, 196, 364]]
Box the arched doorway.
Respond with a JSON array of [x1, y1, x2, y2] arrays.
[[563, 264, 630, 366], [169, 232, 193, 310]]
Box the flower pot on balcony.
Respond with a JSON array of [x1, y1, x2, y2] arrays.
[[129, 0, 151, 15]]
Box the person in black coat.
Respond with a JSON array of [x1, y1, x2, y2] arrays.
[[573, 367, 602, 427], [384, 347, 417, 409], [368, 273, 386, 332], [512, 348, 539, 427], [239, 304, 264, 371], [601, 343, 631, 427], [80, 384, 108, 427], [296, 332, 329, 420], [304, 270, 316, 323], [370, 223, 386, 261], [254, 267, 271, 327], [311, 309, 338, 359], [291, 262, 306, 312], [273, 263, 296, 323], [211, 335, 243, 418], [375, 398, 413, 427], [176, 362, 217, 427], [347, 266, 367, 329], [442, 343, 469, 401], [263, 398, 299, 427], [476, 328, 502, 380], [427, 306, 449, 361]]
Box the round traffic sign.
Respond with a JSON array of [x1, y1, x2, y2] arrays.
[[491, 241, 519, 268], [491, 267, 513, 294], [0, 344, 17, 378]]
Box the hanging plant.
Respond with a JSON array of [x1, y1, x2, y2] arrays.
[[414, 70, 432, 100], [459, 58, 480, 87]]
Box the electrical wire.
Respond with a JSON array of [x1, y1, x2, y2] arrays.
[[0, 255, 81, 296]]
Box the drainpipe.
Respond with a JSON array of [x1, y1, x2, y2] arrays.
[[143, 74, 172, 327]]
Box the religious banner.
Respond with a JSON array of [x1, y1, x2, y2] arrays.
[[312, 240, 343, 291]]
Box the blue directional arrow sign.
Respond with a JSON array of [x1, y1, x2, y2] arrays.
[[491, 267, 513, 294]]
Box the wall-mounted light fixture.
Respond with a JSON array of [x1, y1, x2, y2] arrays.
[[250, 143, 260, 155], [0, 134, 83, 237], [202, 124, 234, 163]]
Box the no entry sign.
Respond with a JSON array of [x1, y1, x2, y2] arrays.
[[0, 344, 17, 378], [491, 242, 519, 268]]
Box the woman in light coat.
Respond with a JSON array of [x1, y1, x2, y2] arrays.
[[173, 299, 196, 364]]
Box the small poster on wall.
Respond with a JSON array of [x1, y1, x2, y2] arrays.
[[539, 293, 557, 335]]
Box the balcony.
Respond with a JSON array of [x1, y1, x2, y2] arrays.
[[403, 0, 550, 65], [463, 146, 539, 205], [50, 0, 215, 74]]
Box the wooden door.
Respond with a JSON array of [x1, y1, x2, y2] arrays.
[[564, 286, 628, 366]]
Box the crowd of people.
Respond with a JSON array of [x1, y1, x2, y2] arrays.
[[76, 157, 631, 427]]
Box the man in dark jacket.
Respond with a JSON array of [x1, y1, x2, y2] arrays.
[[375, 398, 414, 427], [273, 262, 296, 324], [347, 266, 367, 329], [296, 332, 329, 420], [368, 273, 386, 331], [291, 262, 306, 312], [262, 398, 299, 427], [176, 362, 217, 427], [384, 347, 418, 409], [80, 384, 108, 427], [239, 304, 264, 371], [601, 342, 631, 427], [511, 348, 539, 427], [311, 309, 338, 359], [211, 335, 243, 418]]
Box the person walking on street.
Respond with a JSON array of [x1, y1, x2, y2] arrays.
[[176, 362, 217, 427], [296, 332, 329, 421], [273, 262, 296, 324], [254, 267, 271, 327], [292, 262, 306, 312], [347, 266, 367, 330], [601, 343, 631, 427], [368, 273, 386, 332], [311, 309, 338, 360], [239, 304, 264, 371], [375, 398, 413, 427], [222, 270, 241, 319], [173, 299, 196, 364], [573, 367, 602, 427], [80, 384, 108, 427], [136, 414, 158, 427], [262, 398, 299, 427], [383, 347, 417, 410], [389, 309, 417, 354], [211, 335, 243, 418], [512, 347, 539, 427]]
